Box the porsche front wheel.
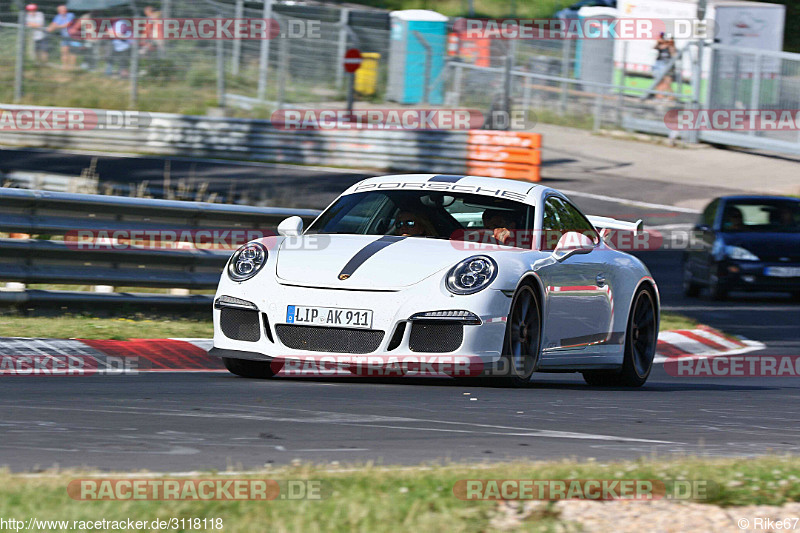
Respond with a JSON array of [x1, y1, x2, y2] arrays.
[[495, 284, 542, 387]]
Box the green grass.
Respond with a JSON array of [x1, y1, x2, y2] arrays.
[[1, 456, 800, 532], [356, 0, 572, 18], [659, 312, 699, 332], [0, 315, 212, 340], [0, 312, 698, 341]]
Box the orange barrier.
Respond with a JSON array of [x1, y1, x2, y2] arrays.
[[466, 130, 542, 182]]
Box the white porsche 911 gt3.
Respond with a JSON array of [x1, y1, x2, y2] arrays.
[[210, 174, 659, 387]]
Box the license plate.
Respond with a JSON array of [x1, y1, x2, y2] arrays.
[[286, 305, 373, 328], [764, 266, 800, 278]]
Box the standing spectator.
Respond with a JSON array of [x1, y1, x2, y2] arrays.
[[653, 32, 677, 99], [106, 18, 131, 78], [48, 4, 76, 69], [142, 5, 163, 56], [25, 4, 48, 63]]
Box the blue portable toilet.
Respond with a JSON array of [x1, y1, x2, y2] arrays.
[[387, 10, 448, 105]]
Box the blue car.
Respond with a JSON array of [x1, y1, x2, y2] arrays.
[[682, 196, 800, 300]]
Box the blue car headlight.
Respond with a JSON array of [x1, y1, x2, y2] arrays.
[[725, 245, 759, 261], [228, 242, 268, 281], [446, 255, 498, 295]]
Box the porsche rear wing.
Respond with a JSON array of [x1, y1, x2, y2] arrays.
[[587, 215, 644, 235]]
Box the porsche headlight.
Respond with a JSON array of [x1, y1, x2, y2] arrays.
[[228, 242, 268, 281], [446, 255, 498, 295], [725, 245, 759, 261]]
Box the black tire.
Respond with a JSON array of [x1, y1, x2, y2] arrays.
[[222, 357, 276, 379], [491, 284, 542, 387], [708, 273, 729, 301], [791, 291, 800, 302], [583, 287, 658, 387], [682, 263, 701, 297]]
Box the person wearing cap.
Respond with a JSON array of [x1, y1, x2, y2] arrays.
[[25, 4, 48, 63], [48, 4, 76, 69]]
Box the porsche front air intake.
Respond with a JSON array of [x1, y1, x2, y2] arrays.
[[220, 308, 261, 342], [275, 325, 384, 354]]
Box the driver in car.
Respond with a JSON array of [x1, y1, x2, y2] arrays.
[[394, 211, 436, 237]]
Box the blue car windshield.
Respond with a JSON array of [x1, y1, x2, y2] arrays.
[[721, 200, 800, 233]]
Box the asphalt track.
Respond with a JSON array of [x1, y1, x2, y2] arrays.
[[1, 147, 799, 472]]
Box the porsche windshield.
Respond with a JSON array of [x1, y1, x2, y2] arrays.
[[307, 190, 535, 247]]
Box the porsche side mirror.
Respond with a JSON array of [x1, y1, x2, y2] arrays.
[[278, 216, 304, 237], [552, 231, 595, 262]]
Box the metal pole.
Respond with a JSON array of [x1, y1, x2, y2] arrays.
[[161, 0, 171, 57], [749, 52, 762, 137], [346, 72, 355, 121], [277, 33, 287, 108], [617, 41, 627, 127], [130, 40, 139, 107], [413, 30, 432, 104], [452, 61, 463, 107], [559, 39, 570, 115], [231, 0, 244, 76], [503, 40, 514, 130], [335, 8, 349, 89], [257, 0, 273, 101], [14, 7, 25, 102], [687, 41, 702, 144], [217, 38, 225, 108]]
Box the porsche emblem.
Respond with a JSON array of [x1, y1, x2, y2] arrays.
[[339, 274, 350, 280]]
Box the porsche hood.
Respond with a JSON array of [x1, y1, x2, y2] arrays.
[[275, 234, 479, 290]]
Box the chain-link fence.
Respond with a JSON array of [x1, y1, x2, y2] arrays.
[[4, 0, 391, 116], [4, 2, 800, 156]]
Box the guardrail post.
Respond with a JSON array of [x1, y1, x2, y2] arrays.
[[14, 8, 25, 102], [257, 0, 274, 101]]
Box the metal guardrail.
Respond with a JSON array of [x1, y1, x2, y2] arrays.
[[0, 105, 474, 174], [0, 187, 320, 307]]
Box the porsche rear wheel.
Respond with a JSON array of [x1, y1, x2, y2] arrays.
[[222, 357, 276, 379], [494, 284, 541, 387], [583, 286, 657, 387]]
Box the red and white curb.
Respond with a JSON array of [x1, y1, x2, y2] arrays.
[[0, 328, 764, 374], [654, 326, 765, 364], [0, 337, 224, 374]]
